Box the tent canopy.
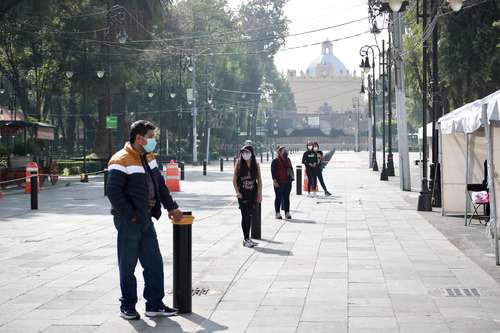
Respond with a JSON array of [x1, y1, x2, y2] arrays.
[[439, 90, 500, 134]]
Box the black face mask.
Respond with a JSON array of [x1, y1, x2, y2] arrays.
[[283, 152, 289, 159]]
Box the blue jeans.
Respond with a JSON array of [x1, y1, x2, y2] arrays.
[[114, 216, 164, 311], [274, 181, 292, 213]]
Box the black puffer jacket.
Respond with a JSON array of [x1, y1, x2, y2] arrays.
[[106, 142, 178, 224]]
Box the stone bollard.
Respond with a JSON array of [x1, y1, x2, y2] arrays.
[[179, 162, 185, 180], [296, 165, 302, 195], [203, 160, 207, 176], [220, 158, 223, 172], [30, 174, 38, 210]]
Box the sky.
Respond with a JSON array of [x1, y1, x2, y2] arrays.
[[228, 0, 378, 76]]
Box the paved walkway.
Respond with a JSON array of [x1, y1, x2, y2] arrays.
[[1, 152, 500, 332]]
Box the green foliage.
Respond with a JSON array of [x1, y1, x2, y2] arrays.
[[403, 0, 500, 123], [0, 0, 292, 160]]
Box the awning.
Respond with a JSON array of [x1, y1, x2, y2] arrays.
[[438, 90, 500, 134]]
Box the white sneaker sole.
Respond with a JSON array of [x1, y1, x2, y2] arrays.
[[145, 311, 177, 317]]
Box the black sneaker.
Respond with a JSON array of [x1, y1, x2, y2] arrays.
[[145, 304, 178, 317], [120, 307, 140, 320], [325, 191, 332, 196]]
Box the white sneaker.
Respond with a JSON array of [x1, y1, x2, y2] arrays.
[[285, 212, 292, 220], [275, 213, 282, 220], [243, 239, 254, 248]]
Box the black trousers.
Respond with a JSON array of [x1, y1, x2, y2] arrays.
[[305, 167, 317, 193], [274, 181, 292, 213], [238, 199, 255, 240], [317, 168, 328, 192]]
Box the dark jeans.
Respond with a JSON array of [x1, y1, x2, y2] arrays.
[[317, 168, 328, 192], [114, 216, 164, 311], [305, 167, 317, 193], [274, 181, 292, 213], [238, 199, 255, 240]]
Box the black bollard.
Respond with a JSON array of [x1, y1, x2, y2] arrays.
[[30, 174, 38, 210], [203, 160, 207, 176], [226, 156, 229, 162], [296, 165, 302, 195], [266, 152, 269, 161], [104, 169, 108, 196], [179, 162, 185, 180], [220, 158, 223, 172], [251, 203, 261, 239], [233, 157, 237, 166], [260, 153, 263, 163], [173, 211, 193, 314]]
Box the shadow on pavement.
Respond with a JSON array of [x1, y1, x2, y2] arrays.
[[258, 238, 283, 245], [286, 219, 316, 224], [253, 247, 292, 256], [126, 312, 228, 332]]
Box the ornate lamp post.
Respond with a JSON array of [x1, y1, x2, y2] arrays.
[[359, 44, 381, 172]]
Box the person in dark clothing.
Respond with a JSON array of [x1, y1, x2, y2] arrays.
[[314, 142, 332, 196], [302, 141, 318, 196], [232, 145, 262, 248], [107, 120, 183, 320], [271, 146, 294, 220]]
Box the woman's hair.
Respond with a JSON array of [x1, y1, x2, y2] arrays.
[[238, 145, 258, 178], [313, 142, 319, 148], [306, 141, 313, 148]]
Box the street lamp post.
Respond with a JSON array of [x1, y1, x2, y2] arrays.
[[380, 40, 389, 181], [417, 0, 433, 211], [187, 48, 210, 165], [360, 44, 380, 172], [387, 24, 395, 177], [352, 97, 360, 152]]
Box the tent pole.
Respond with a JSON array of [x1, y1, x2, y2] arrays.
[[482, 105, 499, 265], [439, 126, 444, 216], [464, 133, 469, 226]]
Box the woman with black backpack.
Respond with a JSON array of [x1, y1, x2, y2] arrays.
[[271, 146, 294, 220], [232, 144, 262, 248]]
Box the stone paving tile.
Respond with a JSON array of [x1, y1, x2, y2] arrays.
[[2, 152, 500, 333]]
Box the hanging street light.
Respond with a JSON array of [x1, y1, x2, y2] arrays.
[[186, 57, 194, 72], [96, 69, 105, 79], [448, 0, 463, 11], [116, 27, 128, 44], [389, 0, 403, 12], [363, 56, 371, 73], [170, 85, 176, 99], [65, 70, 74, 79]]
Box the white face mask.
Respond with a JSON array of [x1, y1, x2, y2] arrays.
[[242, 152, 252, 161], [307, 145, 313, 150], [313, 147, 319, 152]]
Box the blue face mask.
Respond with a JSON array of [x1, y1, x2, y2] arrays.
[[144, 138, 157, 152]]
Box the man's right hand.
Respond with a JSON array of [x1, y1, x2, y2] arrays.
[[273, 180, 279, 188], [168, 208, 183, 222], [236, 192, 242, 199]]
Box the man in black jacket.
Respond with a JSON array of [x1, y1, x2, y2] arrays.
[[107, 120, 183, 320]]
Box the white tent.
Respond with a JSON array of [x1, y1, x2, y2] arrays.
[[438, 89, 500, 264]]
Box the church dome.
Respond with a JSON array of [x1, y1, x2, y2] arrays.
[[306, 40, 349, 77]]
